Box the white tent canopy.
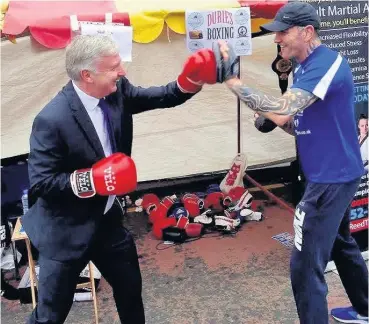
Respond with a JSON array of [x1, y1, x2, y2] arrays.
[[1, 30, 295, 181]]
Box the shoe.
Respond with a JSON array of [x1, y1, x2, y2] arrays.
[[331, 306, 368, 324]]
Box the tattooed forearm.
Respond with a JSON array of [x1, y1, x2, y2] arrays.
[[230, 85, 318, 116], [280, 118, 295, 136]]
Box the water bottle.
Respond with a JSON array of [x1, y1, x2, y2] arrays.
[[21, 189, 29, 215]]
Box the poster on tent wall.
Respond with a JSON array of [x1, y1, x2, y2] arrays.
[[185, 8, 252, 55], [79, 22, 133, 61], [308, 0, 369, 232]]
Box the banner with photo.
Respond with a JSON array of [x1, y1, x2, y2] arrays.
[[307, 0, 368, 232]]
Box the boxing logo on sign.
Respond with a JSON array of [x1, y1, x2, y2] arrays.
[[104, 166, 116, 192], [225, 163, 241, 186]]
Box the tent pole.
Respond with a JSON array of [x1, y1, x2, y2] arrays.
[[245, 173, 295, 216], [237, 57, 241, 154]]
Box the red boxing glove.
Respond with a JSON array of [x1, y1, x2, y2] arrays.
[[148, 204, 166, 224], [176, 217, 203, 238], [142, 193, 160, 214], [70, 153, 137, 198], [177, 48, 217, 93], [204, 192, 225, 211], [154, 218, 203, 241], [148, 196, 175, 224], [223, 186, 247, 207], [161, 196, 175, 210], [152, 217, 177, 240], [176, 216, 189, 230], [181, 194, 204, 218], [185, 223, 203, 238]]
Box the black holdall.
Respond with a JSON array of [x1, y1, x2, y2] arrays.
[[162, 227, 187, 243]]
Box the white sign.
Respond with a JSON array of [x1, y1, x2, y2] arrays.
[[80, 22, 133, 62], [185, 8, 252, 56]]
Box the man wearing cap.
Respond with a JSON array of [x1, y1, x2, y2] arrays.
[[212, 1, 368, 323]]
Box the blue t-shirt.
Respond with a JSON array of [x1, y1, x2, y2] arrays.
[[291, 45, 364, 183]]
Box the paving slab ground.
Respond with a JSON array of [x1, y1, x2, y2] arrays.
[[1, 202, 366, 324]]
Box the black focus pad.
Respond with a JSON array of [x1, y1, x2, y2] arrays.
[[254, 115, 278, 133], [212, 42, 240, 83]]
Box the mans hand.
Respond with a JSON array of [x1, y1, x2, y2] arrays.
[[213, 41, 240, 83], [177, 49, 217, 93], [70, 153, 137, 198], [254, 113, 278, 133]]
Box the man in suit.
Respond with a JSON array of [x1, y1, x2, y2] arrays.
[[22, 35, 217, 324]]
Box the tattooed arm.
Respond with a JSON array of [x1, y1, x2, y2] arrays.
[[278, 116, 295, 135], [226, 78, 319, 127]]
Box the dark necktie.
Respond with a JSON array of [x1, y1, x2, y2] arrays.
[[99, 98, 117, 153]]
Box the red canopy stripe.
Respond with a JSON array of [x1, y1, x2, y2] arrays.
[[2, 0, 286, 48]]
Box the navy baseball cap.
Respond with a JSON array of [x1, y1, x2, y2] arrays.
[[261, 1, 321, 32]]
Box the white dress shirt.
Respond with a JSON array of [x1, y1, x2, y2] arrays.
[[72, 82, 115, 214]]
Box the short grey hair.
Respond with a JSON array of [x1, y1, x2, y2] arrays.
[[65, 35, 119, 81]]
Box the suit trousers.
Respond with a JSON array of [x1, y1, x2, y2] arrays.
[[27, 206, 145, 324]]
